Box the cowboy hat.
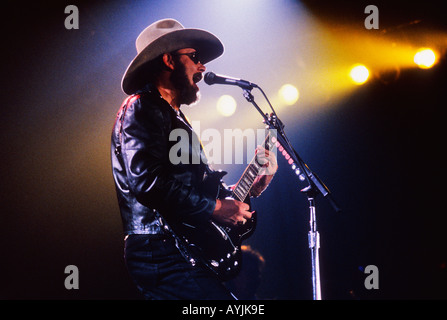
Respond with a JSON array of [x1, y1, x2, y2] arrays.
[[122, 18, 224, 94]]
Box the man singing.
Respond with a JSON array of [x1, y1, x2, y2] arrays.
[[111, 19, 277, 300]]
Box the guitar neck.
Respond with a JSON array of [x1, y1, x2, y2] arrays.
[[231, 131, 275, 202]]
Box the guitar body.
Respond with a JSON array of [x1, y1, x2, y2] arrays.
[[173, 170, 257, 281], [170, 131, 274, 280]]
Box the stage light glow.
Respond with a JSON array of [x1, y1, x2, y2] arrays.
[[414, 48, 437, 69], [279, 84, 299, 105], [349, 64, 370, 85], [216, 95, 237, 117]]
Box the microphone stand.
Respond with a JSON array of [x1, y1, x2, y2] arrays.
[[241, 87, 341, 300]]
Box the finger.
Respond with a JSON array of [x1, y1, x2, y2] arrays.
[[256, 150, 276, 167], [261, 151, 278, 169], [262, 151, 277, 164], [243, 210, 254, 220], [268, 153, 277, 165], [256, 146, 268, 156], [239, 202, 250, 211], [256, 155, 268, 166]]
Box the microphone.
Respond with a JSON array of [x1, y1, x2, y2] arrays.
[[204, 72, 257, 90]]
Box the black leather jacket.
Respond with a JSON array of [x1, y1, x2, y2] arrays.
[[111, 84, 216, 235]]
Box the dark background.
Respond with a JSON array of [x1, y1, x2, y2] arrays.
[[1, 0, 446, 300]]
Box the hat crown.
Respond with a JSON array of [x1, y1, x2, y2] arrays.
[[122, 18, 224, 94], [136, 19, 184, 53]]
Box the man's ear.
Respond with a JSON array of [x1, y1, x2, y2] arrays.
[[162, 53, 175, 71]]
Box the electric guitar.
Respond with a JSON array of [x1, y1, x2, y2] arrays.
[[172, 131, 276, 280]]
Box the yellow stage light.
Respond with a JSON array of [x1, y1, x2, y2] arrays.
[[349, 64, 370, 85], [216, 95, 237, 117], [279, 84, 299, 105], [414, 48, 437, 69]]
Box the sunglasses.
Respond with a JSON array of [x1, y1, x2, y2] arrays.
[[172, 51, 201, 65]]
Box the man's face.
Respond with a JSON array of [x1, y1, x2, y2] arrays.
[[170, 48, 206, 106]]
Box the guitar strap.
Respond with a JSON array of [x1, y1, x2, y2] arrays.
[[152, 208, 202, 268], [114, 94, 141, 156], [115, 95, 208, 270], [176, 109, 217, 177], [154, 207, 224, 278], [162, 111, 224, 274]]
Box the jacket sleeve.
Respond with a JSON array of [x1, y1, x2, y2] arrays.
[[120, 95, 216, 225]]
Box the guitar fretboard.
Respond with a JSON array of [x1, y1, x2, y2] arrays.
[[231, 131, 275, 201]]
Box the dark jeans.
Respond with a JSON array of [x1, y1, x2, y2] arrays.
[[124, 234, 236, 300]]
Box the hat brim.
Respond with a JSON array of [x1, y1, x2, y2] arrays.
[[122, 28, 224, 94]]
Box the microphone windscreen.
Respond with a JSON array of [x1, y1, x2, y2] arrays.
[[204, 72, 215, 85]]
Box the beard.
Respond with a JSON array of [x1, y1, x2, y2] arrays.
[[170, 62, 200, 106]]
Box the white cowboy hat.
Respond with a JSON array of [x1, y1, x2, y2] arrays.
[[122, 18, 224, 94]]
